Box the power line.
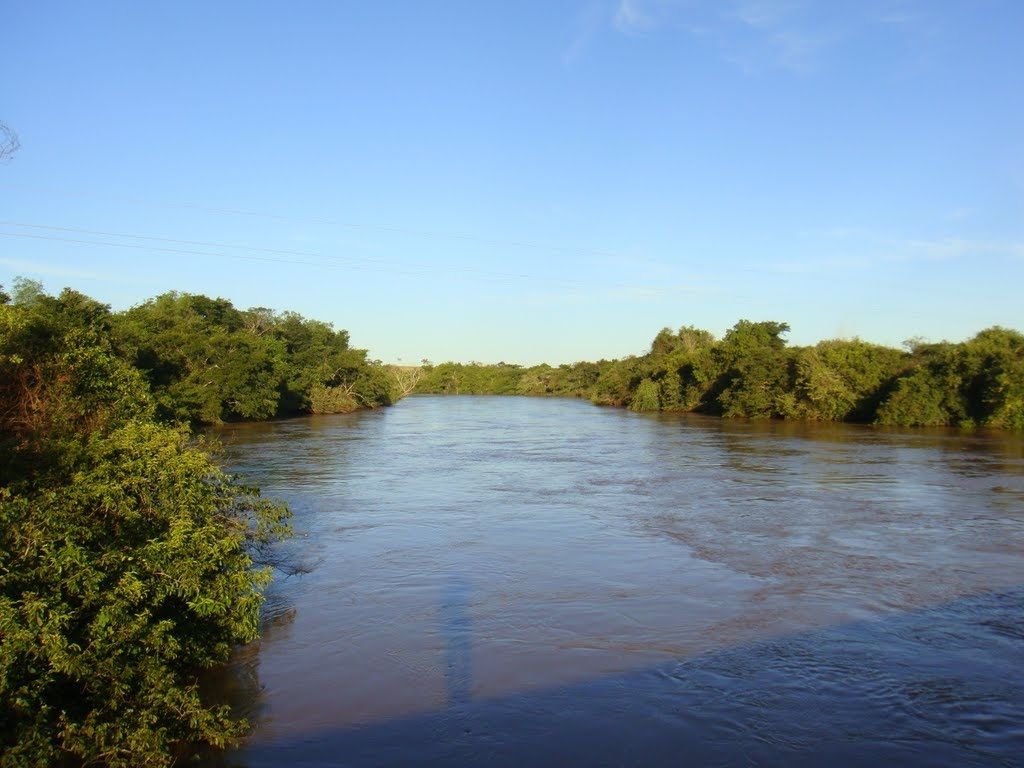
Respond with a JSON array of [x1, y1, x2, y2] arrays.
[[0, 181, 633, 261], [0, 229, 610, 288], [0, 230, 433, 279], [0, 220, 584, 285]]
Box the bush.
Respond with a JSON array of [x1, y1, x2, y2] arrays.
[[309, 383, 359, 414], [630, 378, 660, 412], [0, 423, 290, 767], [0, 287, 291, 766]]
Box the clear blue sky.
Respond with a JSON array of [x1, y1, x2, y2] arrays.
[[2, 1, 1022, 364]]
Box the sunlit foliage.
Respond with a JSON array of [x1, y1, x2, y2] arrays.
[[415, 318, 1023, 431], [115, 292, 393, 425], [0, 283, 290, 765]]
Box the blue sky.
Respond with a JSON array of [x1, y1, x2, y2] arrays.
[[1, 0, 1022, 364]]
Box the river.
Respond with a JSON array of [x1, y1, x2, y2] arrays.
[[207, 395, 1024, 767]]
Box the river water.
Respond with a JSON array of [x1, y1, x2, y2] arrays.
[[209, 395, 1024, 767]]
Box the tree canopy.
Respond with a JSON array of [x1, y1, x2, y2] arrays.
[[114, 291, 394, 426], [0, 283, 314, 766], [415, 320, 1024, 431]]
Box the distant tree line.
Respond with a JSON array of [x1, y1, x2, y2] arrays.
[[417, 320, 1024, 431], [0, 280, 403, 766]]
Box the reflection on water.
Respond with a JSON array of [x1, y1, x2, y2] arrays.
[[207, 396, 1024, 767]]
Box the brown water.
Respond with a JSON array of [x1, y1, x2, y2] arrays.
[[208, 395, 1024, 767]]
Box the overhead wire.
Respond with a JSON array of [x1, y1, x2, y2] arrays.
[[0, 220, 590, 286], [0, 181, 705, 286], [0, 181, 631, 261], [0, 228, 650, 291]]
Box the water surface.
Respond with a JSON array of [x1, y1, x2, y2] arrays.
[[211, 396, 1024, 766]]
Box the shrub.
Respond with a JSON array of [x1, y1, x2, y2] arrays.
[[0, 288, 291, 766], [630, 378, 660, 412], [309, 383, 359, 414]]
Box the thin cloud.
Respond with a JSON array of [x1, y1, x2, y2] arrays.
[[614, 0, 654, 33], [763, 232, 1024, 275], [563, 2, 608, 64], [729, 0, 798, 29], [597, 0, 932, 74], [900, 237, 1024, 262], [721, 0, 845, 73]]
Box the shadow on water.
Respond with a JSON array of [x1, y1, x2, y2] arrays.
[[442, 574, 473, 707], [200, 398, 1024, 767], [205, 586, 1024, 768]]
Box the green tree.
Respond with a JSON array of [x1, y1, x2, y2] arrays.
[[115, 293, 286, 425], [874, 367, 951, 426], [591, 357, 640, 406], [793, 340, 905, 422], [875, 328, 1024, 429], [0, 288, 290, 766], [713, 320, 793, 419]]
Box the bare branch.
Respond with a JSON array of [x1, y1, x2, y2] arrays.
[[0, 122, 20, 163], [390, 365, 423, 399]]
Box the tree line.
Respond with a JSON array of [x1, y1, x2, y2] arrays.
[[417, 320, 1024, 431], [0, 280, 403, 766]]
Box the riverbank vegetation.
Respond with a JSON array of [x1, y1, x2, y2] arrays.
[[0, 280, 402, 766], [115, 290, 395, 425], [417, 321, 1024, 431], [1, 281, 1021, 765]]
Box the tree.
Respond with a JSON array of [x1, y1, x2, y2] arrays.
[[874, 367, 951, 427], [0, 288, 290, 766], [713, 320, 793, 419], [793, 340, 905, 422], [390, 365, 423, 400]]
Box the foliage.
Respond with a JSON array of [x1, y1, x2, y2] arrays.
[[710, 321, 793, 419], [0, 425, 289, 767], [875, 327, 1024, 428], [874, 367, 952, 427], [115, 293, 285, 424], [792, 340, 904, 422], [411, 320, 1023, 431], [0, 286, 291, 765], [629, 378, 660, 412], [416, 362, 524, 395], [114, 292, 393, 425], [308, 383, 359, 414], [0, 284, 151, 460]]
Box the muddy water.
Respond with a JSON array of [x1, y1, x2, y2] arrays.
[[210, 396, 1024, 767]]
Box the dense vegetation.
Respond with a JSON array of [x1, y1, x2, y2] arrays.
[[0, 280, 400, 766], [1, 279, 1020, 765], [114, 291, 395, 425], [417, 321, 1024, 431]]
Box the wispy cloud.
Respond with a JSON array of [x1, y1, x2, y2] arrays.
[[768, 230, 1024, 275], [583, 0, 932, 74], [614, 0, 655, 34], [718, 0, 850, 73], [899, 237, 1024, 262], [563, 2, 608, 65], [729, 0, 798, 29]]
